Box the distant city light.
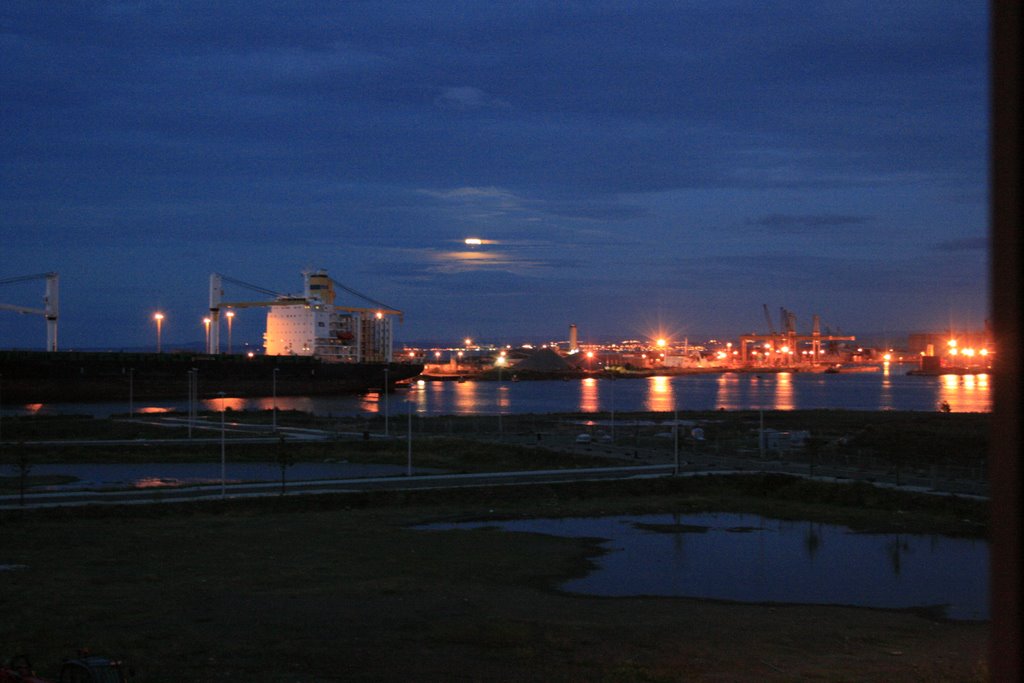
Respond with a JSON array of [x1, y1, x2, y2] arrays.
[[464, 238, 483, 245]]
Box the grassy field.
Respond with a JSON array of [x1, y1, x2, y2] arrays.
[[1, 410, 990, 681], [1, 475, 989, 682]]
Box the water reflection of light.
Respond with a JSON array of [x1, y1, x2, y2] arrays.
[[454, 380, 479, 414], [413, 382, 429, 414], [773, 373, 794, 411], [714, 373, 740, 410], [579, 377, 599, 412], [139, 406, 174, 414], [645, 376, 674, 413], [219, 397, 247, 412], [359, 391, 381, 414], [879, 367, 893, 410], [497, 385, 510, 413], [134, 477, 180, 489], [23, 403, 44, 413], [938, 373, 992, 412]]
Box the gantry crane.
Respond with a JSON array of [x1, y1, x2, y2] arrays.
[[740, 306, 854, 365], [0, 272, 59, 351]]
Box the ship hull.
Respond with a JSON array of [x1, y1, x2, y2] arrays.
[[0, 351, 423, 403]]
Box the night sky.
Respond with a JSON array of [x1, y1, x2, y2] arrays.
[[1, 2, 988, 350]]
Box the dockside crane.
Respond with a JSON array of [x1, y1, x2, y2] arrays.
[[0, 272, 59, 351], [741, 305, 854, 365]]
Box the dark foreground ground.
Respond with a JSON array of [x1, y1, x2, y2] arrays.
[[1, 475, 988, 682]]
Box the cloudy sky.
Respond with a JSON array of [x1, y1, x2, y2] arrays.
[[1, 1, 988, 350]]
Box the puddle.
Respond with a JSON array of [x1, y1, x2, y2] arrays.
[[420, 512, 988, 620]]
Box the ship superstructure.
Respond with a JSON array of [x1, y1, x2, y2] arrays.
[[264, 271, 394, 362], [210, 269, 400, 363]]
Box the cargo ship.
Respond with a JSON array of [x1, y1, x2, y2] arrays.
[[0, 270, 422, 403], [0, 350, 423, 403]]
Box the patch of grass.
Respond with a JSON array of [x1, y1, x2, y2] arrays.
[[0, 475, 988, 682]]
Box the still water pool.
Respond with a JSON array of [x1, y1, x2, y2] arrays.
[[421, 512, 988, 621]]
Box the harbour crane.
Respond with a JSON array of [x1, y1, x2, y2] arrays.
[[741, 305, 854, 365], [0, 272, 59, 351]]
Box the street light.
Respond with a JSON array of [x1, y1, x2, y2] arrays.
[[203, 317, 212, 354], [225, 310, 235, 354], [495, 354, 507, 437]]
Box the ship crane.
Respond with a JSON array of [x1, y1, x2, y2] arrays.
[[0, 272, 59, 351]]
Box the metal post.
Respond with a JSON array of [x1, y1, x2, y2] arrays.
[[383, 367, 390, 436], [610, 376, 615, 443], [128, 368, 134, 418], [497, 364, 502, 438], [187, 370, 194, 439], [673, 405, 679, 475], [759, 408, 765, 459], [272, 368, 279, 433], [407, 399, 413, 476], [219, 391, 226, 498]]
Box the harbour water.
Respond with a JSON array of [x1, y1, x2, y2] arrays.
[[3, 364, 991, 417], [421, 512, 989, 620]]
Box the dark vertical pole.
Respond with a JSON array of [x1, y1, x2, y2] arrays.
[[990, 2, 1021, 678]]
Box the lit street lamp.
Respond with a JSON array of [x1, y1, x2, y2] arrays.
[[225, 310, 235, 354], [495, 354, 506, 437], [153, 312, 164, 353]]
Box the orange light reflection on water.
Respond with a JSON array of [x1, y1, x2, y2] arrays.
[[774, 373, 795, 411], [938, 373, 991, 412], [138, 406, 173, 414], [199, 397, 247, 412], [579, 378, 599, 412], [714, 373, 740, 410], [454, 380, 479, 414], [645, 376, 675, 412], [134, 477, 179, 489]]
